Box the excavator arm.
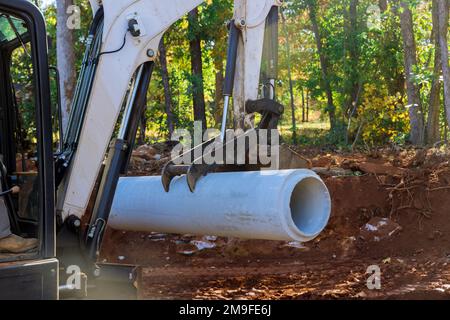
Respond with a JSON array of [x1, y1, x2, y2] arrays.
[[57, 0, 282, 223], [58, 0, 204, 221], [54, 0, 284, 258]]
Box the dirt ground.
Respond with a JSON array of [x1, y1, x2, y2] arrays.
[[100, 144, 450, 300]]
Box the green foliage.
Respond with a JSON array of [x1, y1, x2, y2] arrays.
[[34, 0, 448, 146], [359, 84, 410, 145], [278, 0, 446, 146]]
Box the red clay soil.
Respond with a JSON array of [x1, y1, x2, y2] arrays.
[[100, 146, 450, 299]]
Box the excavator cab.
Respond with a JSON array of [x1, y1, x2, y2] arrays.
[[0, 0, 57, 299]]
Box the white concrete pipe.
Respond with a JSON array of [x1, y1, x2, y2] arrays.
[[109, 169, 331, 242]]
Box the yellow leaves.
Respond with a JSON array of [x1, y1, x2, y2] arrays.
[[179, 19, 189, 30], [359, 83, 409, 145], [46, 15, 56, 26]]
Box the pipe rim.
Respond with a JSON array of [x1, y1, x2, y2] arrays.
[[281, 170, 331, 242]]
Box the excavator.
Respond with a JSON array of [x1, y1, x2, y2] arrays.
[[0, 0, 331, 299]]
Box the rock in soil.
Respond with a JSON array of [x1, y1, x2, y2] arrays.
[[359, 217, 402, 242]]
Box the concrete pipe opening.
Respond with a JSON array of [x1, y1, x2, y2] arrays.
[[109, 169, 331, 242], [289, 177, 330, 240]]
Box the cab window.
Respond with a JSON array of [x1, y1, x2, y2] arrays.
[[0, 11, 40, 260]]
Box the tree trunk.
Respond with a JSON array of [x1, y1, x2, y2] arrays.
[[427, 0, 442, 145], [306, 89, 310, 122], [56, 0, 76, 136], [281, 11, 297, 143], [214, 69, 224, 127], [445, 106, 449, 142], [301, 88, 305, 122], [158, 37, 175, 137], [308, 2, 336, 130], [137, 109, 147, 145], [378, 0, 388, 12], [379, 1, 405, 96], [213, 44, 224, 127], [399, 1, 424, 145], [345, 0, 360, 114], [438, 0, 450, 129], [188, 8, 207, 130]]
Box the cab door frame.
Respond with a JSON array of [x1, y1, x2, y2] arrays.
[[0, 0, 55, 259], [0, 0, 57, 299]]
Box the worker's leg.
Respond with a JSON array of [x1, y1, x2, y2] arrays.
[[0, 199, 37, 253], [0, 199, 11, 239]]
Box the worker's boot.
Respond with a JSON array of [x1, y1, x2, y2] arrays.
[[0, 234, 38, 253]]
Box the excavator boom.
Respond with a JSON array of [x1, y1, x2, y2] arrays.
[[57, 0, 283, 223]]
